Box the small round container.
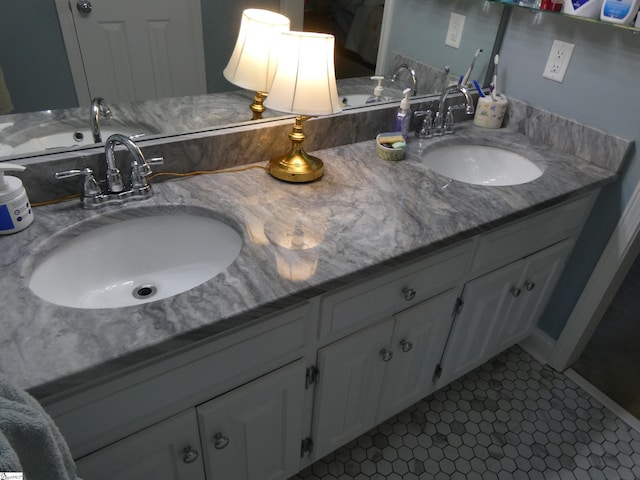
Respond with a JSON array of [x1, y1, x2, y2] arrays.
[[376, 133, 406, 161], [473, 95, 509, 129]]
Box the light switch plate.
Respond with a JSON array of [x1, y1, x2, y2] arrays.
[[445, 13, 465, 49], [543, 40, 575, 83]]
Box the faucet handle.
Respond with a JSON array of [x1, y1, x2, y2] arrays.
[[445, 106, 455, 135], [55, 167, 101, 196], [414, 110, 433, 139]]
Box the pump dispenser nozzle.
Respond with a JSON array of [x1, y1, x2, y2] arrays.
[[366, 76, 387, 104]]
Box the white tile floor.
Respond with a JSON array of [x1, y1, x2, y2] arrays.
[[291, 346, 640, 480]]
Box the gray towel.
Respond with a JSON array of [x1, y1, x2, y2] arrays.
[[0, 374, 79, 480]]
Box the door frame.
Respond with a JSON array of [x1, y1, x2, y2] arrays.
[[548, 181, 640, 371]]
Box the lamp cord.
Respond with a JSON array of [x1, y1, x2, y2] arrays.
[[32, 164, 269, 207]]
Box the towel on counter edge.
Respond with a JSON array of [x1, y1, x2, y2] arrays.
[[0, 374, 79, 480]]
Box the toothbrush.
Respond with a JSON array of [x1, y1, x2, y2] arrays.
[[492, 54, 500, 101], [461, 48, 483, 86], [473, 80, 485, 98]]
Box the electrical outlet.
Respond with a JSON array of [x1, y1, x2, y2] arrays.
[[543, 40, 575, 83], [445, 13, 465, 49]]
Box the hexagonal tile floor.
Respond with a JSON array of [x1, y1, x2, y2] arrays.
[[290, 346, 640, 480]]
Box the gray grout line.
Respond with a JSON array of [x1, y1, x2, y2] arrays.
[[566, 368, 640, 435]]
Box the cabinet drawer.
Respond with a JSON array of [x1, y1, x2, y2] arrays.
[[470, 192, 596, 275], [319, 241, 471, 338], [50, 304, 310, 459]]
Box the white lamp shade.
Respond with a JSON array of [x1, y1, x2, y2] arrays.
[[223, 9, 290, 93], [264, 31, 343, 116]]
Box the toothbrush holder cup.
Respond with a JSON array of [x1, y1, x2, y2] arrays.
[[473, 94, 508, 129]]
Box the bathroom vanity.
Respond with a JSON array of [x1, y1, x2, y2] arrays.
[[0, 115, 625, 479]]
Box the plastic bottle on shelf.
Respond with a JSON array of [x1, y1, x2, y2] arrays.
[[562, 0, 604, 17], [600, 0, 640, 24]]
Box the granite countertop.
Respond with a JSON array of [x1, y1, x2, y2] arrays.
[[0, 121, 617, 399]]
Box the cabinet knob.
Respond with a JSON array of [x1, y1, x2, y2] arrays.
[[380, 349, 394, 362], [400, 339, 413, 352], [510, 286, 522, 297], [525, 281, 535, 291], [402, 287, 416, 301], [182, 446, 199, 464], [214, 432, 230, 450], [76, 0, 92, 13]]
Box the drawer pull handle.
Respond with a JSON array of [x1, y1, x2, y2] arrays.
[[214, 433, 230, 450], [402, 287, 416, 301], [400, 339, 413, 352], [525, 281, 535, 291], [511, 287, 522, 297], [380, 349, 394, 362], [182, 446, 199, 463]]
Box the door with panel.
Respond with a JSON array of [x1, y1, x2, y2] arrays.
[[437, 260, 525, 386], [76, 409, 205, 480], [496, 239, 573, 351], [196, 360, 306, 480], [57, 0, 206, 104], [312, 320, 394, 460], [376, 289, 458, 421]]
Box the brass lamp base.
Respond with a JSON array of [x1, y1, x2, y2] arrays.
[[268, 116, 323, 183], [250, 91, 267, 120]]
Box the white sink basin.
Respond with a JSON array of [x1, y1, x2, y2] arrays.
[[340, 94, 393, 108], [29, 214, 242, 309], [422, 145, 543, 186], [12, 127, 142, 154]]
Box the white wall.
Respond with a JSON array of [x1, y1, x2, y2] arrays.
[[498, 7, 640, 338]]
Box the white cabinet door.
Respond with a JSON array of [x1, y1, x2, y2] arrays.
[[312, 320, 394, 459], [76, 409, 204, 480], [197, 360, 306, 480], [438, 260, 524, 385], [377, 289, 458, 421], [496, 239, 573, 351]]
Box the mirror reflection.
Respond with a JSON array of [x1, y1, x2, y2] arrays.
[[0, 0, 505, 162]]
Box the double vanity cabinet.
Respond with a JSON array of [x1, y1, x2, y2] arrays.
[[43, 188, 597, 480]]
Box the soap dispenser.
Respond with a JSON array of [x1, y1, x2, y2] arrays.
[[366, 76, 386, 104], [395, 88, 412, 140], [0, 163, 34, 235]]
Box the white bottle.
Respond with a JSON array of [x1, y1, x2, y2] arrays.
[[600, 0, 640, 24], [366, 76, 386, 104], [0, 163, 34, 235], [562, 0, 604, 18], [395, 88, 412, 140]]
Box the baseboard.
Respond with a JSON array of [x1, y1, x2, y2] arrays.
[[518, 328, 556, 365], [566, 369, 640, 434]]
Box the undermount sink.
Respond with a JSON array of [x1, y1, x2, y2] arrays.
[[29, 214, 243, 309], [341, 94, 393, 108], [422, 144, 543, 186], [12, 127, 142, 154]]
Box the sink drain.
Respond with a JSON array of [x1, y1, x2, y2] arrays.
[[133, 284, 157, 299]]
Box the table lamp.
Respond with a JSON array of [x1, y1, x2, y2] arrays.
[[223, 9, 291, 120], [264, 31, 343, 183]]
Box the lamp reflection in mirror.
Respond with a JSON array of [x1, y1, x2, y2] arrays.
[[223, 9, 291, 120], [264, 31, 343, 183]]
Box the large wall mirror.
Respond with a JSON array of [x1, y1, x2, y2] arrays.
[[0, 0, 505, 162]]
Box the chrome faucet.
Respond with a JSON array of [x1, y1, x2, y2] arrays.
[[390, 64, 417, 96], [90, 97, 112, 143], [433, 84, 474, 136], [55, 133, 163, 209]]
